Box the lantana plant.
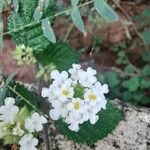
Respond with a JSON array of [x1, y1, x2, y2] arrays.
[[0, 97, 47, 149]]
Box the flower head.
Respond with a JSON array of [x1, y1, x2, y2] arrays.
[[0, 97, 46, 148], [67, 98, 85, 113], [42, 64, 109, 132]]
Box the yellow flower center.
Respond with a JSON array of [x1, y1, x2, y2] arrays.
[[74, 102, 80, 110], [88, 94, 97, 101], [62, 89, 70, 96]]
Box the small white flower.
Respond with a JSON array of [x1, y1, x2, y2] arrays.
[[89, 114, 99, 124], [0, 97, 19, 124], [54, 83, 74, 102], [67, 98, 85, 113], [92, 82, 109, 95], [24, 118, 35, 133], [41, 87, 51, 98], [79, 67, 97, 88], [68, 122, 79, 132], [41, 85, 56, 103], [84, 88, 107, 109], [13, 122, 24, 136], [51, 70, 68, 86], [25, 112, 47, 133], [19, 134, 38, 150], [86, 106, 100, 124], [84, 89, 100, 106], [50, 101, 68, 120], [49, 108, 61, 120], [69, 64, 82, 83]]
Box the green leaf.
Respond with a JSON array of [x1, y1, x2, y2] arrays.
[[123, 77, 140, 92], [34, 41, 79, 71], [141, 29, 150, 45], [33, 7, 43, 20], [105, 71, 120, 87], [44, 0, 49, 10], [71, 0, 79, 7], [6, 71, 17, 85], [108, 86, 121, 100], [7, 82, 38, 110], [142, 7, 150, 17], [142, 50, 150, 62], [118, 51, 126, 58], [12, 0, 19, 13], [124, 64, 136, 73], [96, 74, 105, 84], [0, 15, 3, 50], [94, 0, 118, 22], [71, 7, 84, 32], [142, 65, 150, 76], [0, 87, 6, 106], [42, 18, 56, 43], [8, 0, 56, 51], [0, 2, 3, 13], [133, 92, 144, 102], [140, 96, 150, 105], [56, 101, 123, 144], [141, 79, 150, 89], [123, 91, 133, 102]]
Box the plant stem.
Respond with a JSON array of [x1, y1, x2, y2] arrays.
[[4, 0, 93, 35], [6, 84, 45, 116], [112, 0, 146, 49], [64, 23, 74, 41]]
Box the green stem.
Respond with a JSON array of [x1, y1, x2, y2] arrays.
[[4, 0, 93, 35], [63, 23, 74, 41], [6, 84, 46, 117]]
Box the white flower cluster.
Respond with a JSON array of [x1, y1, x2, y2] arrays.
[[0, 97, 47, 150], [42, 64, 109, 132]]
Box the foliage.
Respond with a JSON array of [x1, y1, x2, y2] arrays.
[[6, 82, 39, 111], [0, 70, 38, 110], [106, 6, 150, 106], [8, 0, 56, 50], [56, 101, 123, 144], [99, 40, 150, 106], [6, 0, 118, 45], [34, 41, 79, 71], [112, 42, 129, 65], [134, 7, 150, 46]]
